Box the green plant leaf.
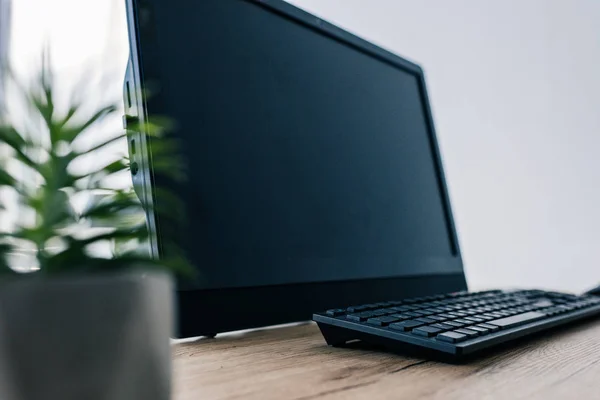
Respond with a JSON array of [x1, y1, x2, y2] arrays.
[[79, 198, 143, 221], [0, 244, 17, 275], [158, 252, 196, 278], [8, 226, 46, 249], [51, 154, 78, 189], [44, 188, 77, 227], [56, 103, 80, 131], [0, 126, 48, 182], [73, 132, 127, 158], [30, 95, 55, 142], [0, 58, 193, 278], [0, 168, 16, 187], [151, 187, 187, 223], [72, 159, 129, 186], [40, 241, 87, 273], [146, 139, 188, 182], [60, 104, 118, 144], [26, 57, 60, 146], [128, 116, 176, 138], [0, 125, 27, 150], [75, 224, 149, 248]]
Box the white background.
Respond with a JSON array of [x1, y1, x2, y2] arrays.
[[7, 0, 600, 293]]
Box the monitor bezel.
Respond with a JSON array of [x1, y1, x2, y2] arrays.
[[124, 0, 468, 337]]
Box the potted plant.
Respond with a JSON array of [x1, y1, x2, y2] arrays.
[[0, 62, 190, 400]]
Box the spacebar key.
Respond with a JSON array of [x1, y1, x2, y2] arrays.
[[488, 311, 546, 329]]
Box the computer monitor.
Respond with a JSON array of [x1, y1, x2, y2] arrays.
[[124, 0, 467, 337]]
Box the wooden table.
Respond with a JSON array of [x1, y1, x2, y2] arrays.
[[173, 319, 600, 399]]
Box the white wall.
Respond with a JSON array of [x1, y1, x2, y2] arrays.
[[7, 0, 600, 292], [287, 0, 600, 293]]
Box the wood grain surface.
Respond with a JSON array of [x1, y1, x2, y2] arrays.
[[173, 319, 600, 400]]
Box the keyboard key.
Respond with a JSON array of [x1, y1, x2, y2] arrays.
[[455, 328, 479, 338], [532, 299, 554, 308], [427, 315, 448, 322], [467, 325, 490, 335], [488, 311, 546, 329], [389, 313, 412, 321], [412, 326, 443, 337], [390, 314, 415, 321], [346, 305, 368, 313], [554, 306, 570, 313], [444, 321, 466, 328], [405, 311, 425, 318], [371, 310, 388, 317], [367, 316, 399, 326], [438, 313, 456, 319], [543, 308, 559, 316], [389, 320, 425, 331], [465, 316, 485, 323], [426, 307, 446, 313], [361, 304, 379, 310], [415, 317, 436, 324], [451, 311, 469, 317], [430, 323, 454, 331], [478, 323, 500, 332], [402, 305, 420, 311], [390, 306, 411, 312], [481, 313, 498, 319], [454, 319, 473, 325], [436, 331, 468, 343], [346, 312, 374, 322], [325, 309, 346, 317]]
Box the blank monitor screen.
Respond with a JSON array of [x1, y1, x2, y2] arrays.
[[138, 0, 461, 289]]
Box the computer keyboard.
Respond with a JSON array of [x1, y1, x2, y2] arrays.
[[313, 289, 600, 360]]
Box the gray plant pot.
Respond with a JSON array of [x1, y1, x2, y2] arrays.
[[0, 271, 173, 400]]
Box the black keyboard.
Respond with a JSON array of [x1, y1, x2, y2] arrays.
[[313, 289, 600, 361]]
